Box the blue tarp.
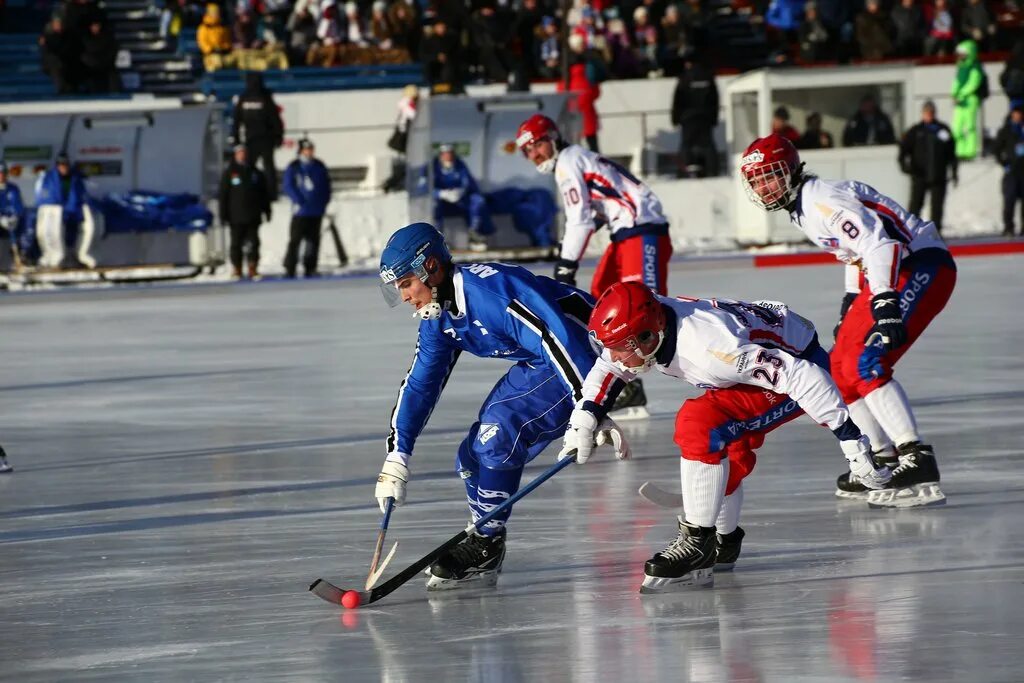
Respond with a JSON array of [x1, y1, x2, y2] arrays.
[[99, 191, 213, 234]]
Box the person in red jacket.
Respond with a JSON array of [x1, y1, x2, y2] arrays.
[[559, 33, 606, 152]]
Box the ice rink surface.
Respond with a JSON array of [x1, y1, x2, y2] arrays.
[[3, 254, 1024, 682]]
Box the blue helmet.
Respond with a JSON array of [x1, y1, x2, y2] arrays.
[[379, 222, 451, 309]]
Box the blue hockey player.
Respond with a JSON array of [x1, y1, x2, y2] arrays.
[[432, 144, 494, 252], [0, 161, 26, 265], [374, 222, 630, 590]]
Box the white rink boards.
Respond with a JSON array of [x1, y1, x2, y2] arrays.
[[2, 255, 1024, 682]]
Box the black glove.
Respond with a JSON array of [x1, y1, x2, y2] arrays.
[[553, 258, 579, 287], [864, 291, 907, 351], [833, 292, 858, 340]]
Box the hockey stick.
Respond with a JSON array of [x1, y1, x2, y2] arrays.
[[310, 452, 577, 607], [638, 481, 684, 510], [364, 497, 398, 590]]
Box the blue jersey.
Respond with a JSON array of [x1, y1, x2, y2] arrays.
[[386, 263, 596, 459], [432, 158, 480, 196]]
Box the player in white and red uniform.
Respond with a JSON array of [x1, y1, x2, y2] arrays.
[[557, 281, 890, 593], [741, 133, 957, 508], [517, 113, 672, 418]]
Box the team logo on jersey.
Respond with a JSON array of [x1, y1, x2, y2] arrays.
[[818, 237, 840, 248], [478, 424, 501, 445]]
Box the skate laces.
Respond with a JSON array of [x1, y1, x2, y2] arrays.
[[451, 533, 499, 567], [658, 531, 703, 562], [893, 453, 921, 475]]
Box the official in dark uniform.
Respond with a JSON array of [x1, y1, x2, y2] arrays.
[[995, 104, 1024, 237], [231, 72, 284, 199], [219, 144, 271, 279], [898, 100, 957, 233]]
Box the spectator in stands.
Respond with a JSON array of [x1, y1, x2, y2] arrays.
[[0, 162, 27, 266], [431, 144, 493, 252], [633, 6, 660, 75], [961, 0, 997, 53], [387, 0, 419, 55], [679, 0, 710, 50], [421, 19, 463, 94], [796, 111, 834, 149], [470, 1, 512, 84], [660, 4, 686, 72], [536, 16, 561, 79], [671, 49, 720, 178], [219, 144, 271, 279], [924, 0, 956, 57], [842, 93, 896, 146], [198, 2, 233, 71], [952, 39, 984, 160], [604, 11, 640, 80], [765, 0, 805, 51], [563, 33, 606, 151], [282, 139, 331, 278], [369, 2, 394, 48], [79, 19, 120, 93], [771, 106, 801, 144], [855, 0, 893, 61], [286, 5, 317, 65], [995, 105, 1024, 236], [233, 9, 260, 49], [231, 72, 284, 199], [511, 0, 543, 80], [1001, 41, 1024, 111], [899, 100, 957, 233], [798, 2, 831, 63], [890, 0, 925, 58], [62, 0, 107, 40], [815, 0, 855, 62], [344, 2, 368, 46], [40, 16, 77, 94]]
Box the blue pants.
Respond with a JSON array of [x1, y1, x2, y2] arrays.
[[456, 362, 574, 535], [434, 192, 495, 235]]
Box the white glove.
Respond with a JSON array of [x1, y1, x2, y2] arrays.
[[840, 435, 891, 490], [375, 459, 409, 513], [0, 215, 12, 230], [596, 418, 631, 460], [559, 409, 598, 464]]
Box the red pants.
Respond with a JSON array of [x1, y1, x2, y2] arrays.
[[674, 383, 805, 495], [591, 233, 672, 299], [831, 249, 957, 404]]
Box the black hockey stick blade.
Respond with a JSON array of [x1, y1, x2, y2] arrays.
[[308, 454, 576, 608]]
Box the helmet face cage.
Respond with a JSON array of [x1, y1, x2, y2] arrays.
[[589, 328, 664, 373], [742, 159, 795, 212]]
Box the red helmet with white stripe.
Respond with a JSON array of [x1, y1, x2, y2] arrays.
[[516, 114, 560, 153], [589, 282, 666, 373], [740, 133, 802, 211]]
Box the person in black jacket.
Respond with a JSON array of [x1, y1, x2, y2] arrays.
[[219, 144, 272, 279], [671, 51, 720, 178], [842, 93, 897, 147], [995, 105, 1024, 237], [231, 72, 284, 199], [1000, 40, 1024, 112], [80, 20, 119, 93], [898, 100, 957, 233]]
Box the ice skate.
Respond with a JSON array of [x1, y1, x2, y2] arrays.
[[867, 442, 945, 508], [0, 445, 11, 474], [640, 519, 716, 593], [715, 527, 744, 571], [835, 450, 899, 500], [426, 528, 505, 591], [467, 230, 488, 253], [609, 379, 649, 421]]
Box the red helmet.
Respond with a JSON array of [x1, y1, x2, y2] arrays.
[[516, 114, 560, 154], [740, 133, 801, 211], [589, 282, 666, 372]]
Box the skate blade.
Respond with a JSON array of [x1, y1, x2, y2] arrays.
[[609, 405, 650, 422], [835, 488, 870, 500], [714, 561, 737, 572], [867, 482, 946, 509], [639, 567, 714, 594], [425, 569, 500, 592]]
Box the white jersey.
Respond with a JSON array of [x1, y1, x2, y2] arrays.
[[554, 145, 668, 262], [580, 295, 850, 431], [789, 177, 948, 295]]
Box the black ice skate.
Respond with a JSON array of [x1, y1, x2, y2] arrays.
[[610, 379, 649, 421], [426, 528, 506, 591], [715, 527, 745, 571], [835, 450, 899, 500], [640, 519, 716, 593], [867, 442, 945, 509], [0, 444, 11, 474]]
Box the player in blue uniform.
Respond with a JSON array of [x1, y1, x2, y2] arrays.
[[374, 222, 630, 590]]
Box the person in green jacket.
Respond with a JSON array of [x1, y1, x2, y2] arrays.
[[952, 39, 984, 160]]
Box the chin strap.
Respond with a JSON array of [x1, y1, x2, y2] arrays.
[[536, 148, 559, 174]]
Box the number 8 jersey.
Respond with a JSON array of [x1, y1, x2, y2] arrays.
[[555, 145, 669, 263], [580, 295, 853, 432], [788, 177, 947, 295]]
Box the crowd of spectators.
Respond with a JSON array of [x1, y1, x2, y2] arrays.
[[39, 0, 120, 94]]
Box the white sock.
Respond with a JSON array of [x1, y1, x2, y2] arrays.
[[848, 398, 894, 455], [863, 380, 920, 447], [681, 457, 728, 529], [715, 483, 743, 535]]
